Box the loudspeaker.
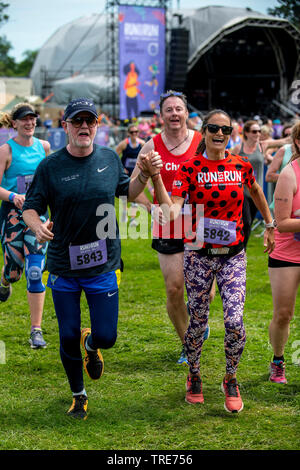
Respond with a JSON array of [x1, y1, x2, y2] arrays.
[[166, 28, 189, 90]]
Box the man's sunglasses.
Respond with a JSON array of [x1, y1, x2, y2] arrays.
[[204, 124, 233, 135], [160, 91, 183, 99], [65, 116, 98, 128], [129, 130, 138, 134]]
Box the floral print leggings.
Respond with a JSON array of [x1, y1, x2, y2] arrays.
[[0, 205, 47, 283], [184, 249, 247, 376]]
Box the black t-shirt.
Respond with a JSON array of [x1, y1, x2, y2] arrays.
[[23, 145, 130, 277]]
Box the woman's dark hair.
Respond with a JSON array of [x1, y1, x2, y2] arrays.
[[281, 122, 293, 138], [196, 109, 232, 155], [242, 120, 259, 140]]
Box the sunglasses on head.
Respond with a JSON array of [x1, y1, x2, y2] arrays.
[[160, 91, 184, 100], [66, 116, 98, 128], [204, 124, 233, 135]]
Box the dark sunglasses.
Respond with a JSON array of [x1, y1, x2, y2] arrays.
[[204, 124, 233, 135], [66, 116, 98, 128], [129, 130, 138, 134], [250, 129, 261, 134]]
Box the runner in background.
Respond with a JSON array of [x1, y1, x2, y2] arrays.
[[116, 123, 145, 226], [268, 120, 300, 385], [0, 102, 50, 348]]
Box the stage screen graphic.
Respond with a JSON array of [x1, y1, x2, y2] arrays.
[[119, 5, 165, 120]]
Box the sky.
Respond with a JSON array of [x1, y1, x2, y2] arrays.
[[2, 0, 279, 62]]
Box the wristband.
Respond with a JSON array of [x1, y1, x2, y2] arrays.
[[138, 173, 147, 185], [265, 219, 276, 229], [8, 192, 16, 202], [151, 173, 160, 179], [140, 171, 149, 181]]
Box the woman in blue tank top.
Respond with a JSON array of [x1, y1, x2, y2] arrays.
[[0, 103, 50, 349]]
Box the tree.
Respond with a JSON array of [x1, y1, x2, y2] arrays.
[[0, 36, 15, 75], [15, 49, 39, 77], [267, 0, 300, 30], [0, 2, 9, 26], [0, 2, 16, 75], [0, 3, 37, 77]]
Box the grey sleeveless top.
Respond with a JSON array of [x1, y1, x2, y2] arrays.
[[239, 142, 264, 192]]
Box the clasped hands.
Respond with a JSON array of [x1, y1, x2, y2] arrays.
[[137, 150, 163, 177]]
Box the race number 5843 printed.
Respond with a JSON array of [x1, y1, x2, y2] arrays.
[[69, 240, 107, 270]]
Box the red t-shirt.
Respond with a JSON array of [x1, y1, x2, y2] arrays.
[[171, 152, 256, 248], [152, 131, 202, 239]]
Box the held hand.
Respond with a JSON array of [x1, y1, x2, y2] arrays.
[[150, 151, 163, 170], [35, 219, 54, 244], [138, 150, 162, 176], [263, 228, 275, 254], [13, 194, 25, 210], [137, 153, 149, 175], [152, 205, 167, 226]]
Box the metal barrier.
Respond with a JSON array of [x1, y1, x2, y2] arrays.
[[0, 126, 128, 152], [0, 126, 276, 209], [33, 126, 128, 151]]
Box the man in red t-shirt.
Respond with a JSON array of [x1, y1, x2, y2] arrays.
[[132, 91, 211, 365]]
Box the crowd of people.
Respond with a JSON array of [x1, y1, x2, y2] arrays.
[[0, 92, 299, 419]]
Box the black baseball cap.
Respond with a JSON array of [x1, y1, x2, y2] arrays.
[[12, 106, 38, 120], [63, 98, 98, 120]]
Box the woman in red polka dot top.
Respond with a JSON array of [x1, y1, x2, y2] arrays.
[[139, 109, 275, 413]]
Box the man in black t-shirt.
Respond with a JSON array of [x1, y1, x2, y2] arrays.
[[23, 97, 162, 419]]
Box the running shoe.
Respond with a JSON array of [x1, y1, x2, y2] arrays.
[[29, 328, 47, 349], [269, 360, 287, 384], [203, 324, 210, 341], [81, 328, 104, 380], [177, 345, 189, 365], [0, 282, 12, 302], [185, 374, 204, 404], [221, 378, 244, 413], [67, 394, 88, 420]]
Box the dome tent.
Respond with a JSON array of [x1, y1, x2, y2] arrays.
[[30, 13, 108, 101]]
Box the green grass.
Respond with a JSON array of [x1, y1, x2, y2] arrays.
[[0, 220, 299, 450]]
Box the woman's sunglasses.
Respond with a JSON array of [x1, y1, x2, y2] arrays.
[[204, 124, 233, 135]]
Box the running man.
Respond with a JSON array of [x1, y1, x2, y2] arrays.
[[22, 97, 162, 419], [132, 91, 212, 366]]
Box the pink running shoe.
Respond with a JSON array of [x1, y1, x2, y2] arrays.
[[221, 378, 244, 413], [185, 374, 204, 404], [269, 361, 287, 384]]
